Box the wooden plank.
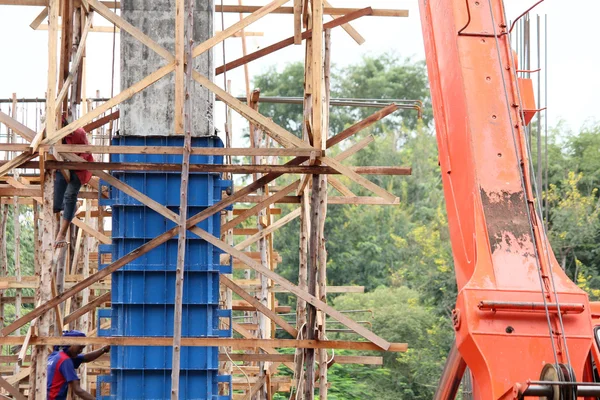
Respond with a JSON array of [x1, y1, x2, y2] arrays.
[[29, 6, 48, 29], [171, 1, 194, 393], [234, 208, 300, 250], [0, 336, 406, 352], [312, 0, 324, 152], [221, 275, 297, 337], [87, 0, 174, 61], [328, 176, 355, 197], [174, 0, 184, 135], [191, 0, 289, 59], [71, 217, 111, 244], [45, 161, 410, 175], [0, 111, 36, 142], [43, 62, 176, 145], [42, 144, 318, 157], [327, 104, 398, 147], [322, 156, 398, 203], [293, 0, 302, 44], [63, 291, 110, 325], [222, 181, 299, 231], [218, 353, 382, 365], [236, 195, 396, 205], [57, 0, 73, 118], [215, 8, 372, 75], [0, 1, 410, 16], [323, 0, 364, 45], [192, 71, 310, 149], [215, 5, 408, 17], [81, 109, 119, 132], [0, 153, 36, 179], [55, 12, 94, 109]]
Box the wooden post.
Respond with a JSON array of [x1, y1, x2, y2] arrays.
[[58, 0, 73, 118], [294, 188, 310, 397], [170, 0, 193, 397], [311, 0, 324, 151], [28, 201, 41, 399], [80, 199, 92, 391], [317, 28, 331, 400], [36, 165, 55, 399]]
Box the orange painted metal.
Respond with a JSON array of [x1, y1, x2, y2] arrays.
[[418, 0, 594, 398]]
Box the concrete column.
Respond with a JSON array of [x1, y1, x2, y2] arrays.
[[120, 0, 214, 136]]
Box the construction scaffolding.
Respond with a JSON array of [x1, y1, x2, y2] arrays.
[[0, 0, 414, 398]]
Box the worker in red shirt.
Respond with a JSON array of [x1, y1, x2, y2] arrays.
[[53, 113, 94, 248], [47, 330, 110, 400]]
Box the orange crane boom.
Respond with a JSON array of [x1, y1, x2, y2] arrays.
[[418, 0, 599, 398]]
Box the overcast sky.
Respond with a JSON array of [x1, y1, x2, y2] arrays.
[[0, 0, 597, 140]]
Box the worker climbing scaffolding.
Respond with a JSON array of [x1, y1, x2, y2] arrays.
[[53, 113, 93, 249]]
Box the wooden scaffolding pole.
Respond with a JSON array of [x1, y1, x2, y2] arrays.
[[171, 0, 193, 396], [317, 27, 331, 400], [35, 0, 59, 395]]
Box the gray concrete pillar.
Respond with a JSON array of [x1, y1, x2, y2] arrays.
[[120, 0, 214, 136]]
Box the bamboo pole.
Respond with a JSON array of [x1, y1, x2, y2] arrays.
[[170, 0, 193, 396]]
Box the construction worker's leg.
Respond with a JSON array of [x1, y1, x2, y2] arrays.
[[55, 172, 81, 248], [53, 171, 67, 239]]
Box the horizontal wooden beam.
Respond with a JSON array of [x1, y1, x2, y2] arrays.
[[0, 185, 98, 199], [0, 336, 407, 352], [0, 1, 410, 17], [216, 7, 372, 75], [236, 195, 398, 205], [3, 144, 318, 157], [44, 161, 411, 175], [219, 353, 383, 365]]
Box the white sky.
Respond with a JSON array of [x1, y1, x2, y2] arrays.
[[0, 0, 598, 143]]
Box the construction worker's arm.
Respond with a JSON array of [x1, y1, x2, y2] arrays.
[[69, 380, 95, 400], [81, 345, 110, 363]]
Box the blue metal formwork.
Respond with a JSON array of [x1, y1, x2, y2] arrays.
[[96, 136, 232, 400]]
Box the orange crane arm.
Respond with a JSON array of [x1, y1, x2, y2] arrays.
[[418, 1, 594, 398]]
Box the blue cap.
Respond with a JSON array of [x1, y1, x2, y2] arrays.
[[55, 330, 87, 352], [63, 330, 86, 338]]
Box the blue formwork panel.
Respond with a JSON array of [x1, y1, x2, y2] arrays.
[[111, 206, 221, 239], [110, 346, 218, 370], [111, 271, 220, 305], [110, 304, 231, 337], [109, 172, 230, 208], [106, 238, 230, 274], [110, 135, 225, 165], [109, 369, 226, 400]]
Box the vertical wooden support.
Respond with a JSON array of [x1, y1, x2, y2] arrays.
[[174, 0, 185, 134], [11, 94, 22, 347], [58, 0, 74, 118], [294, 188, 310, 396], [171, 0, 193, 397], [294, 0, 303, 44], [36, 166, 55, 400], [304, 174, 321, 400], [237, 0, 252, 103], [80, 200, 92, 391], [28, 202, 41, 400], [36, 2, 59, 389], [46, 0, 59, 141], [311, 0, 324, 151], [317, 28, 331, 400]]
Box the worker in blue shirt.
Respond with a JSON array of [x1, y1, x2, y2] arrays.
[[47, 330, 110, 400]]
